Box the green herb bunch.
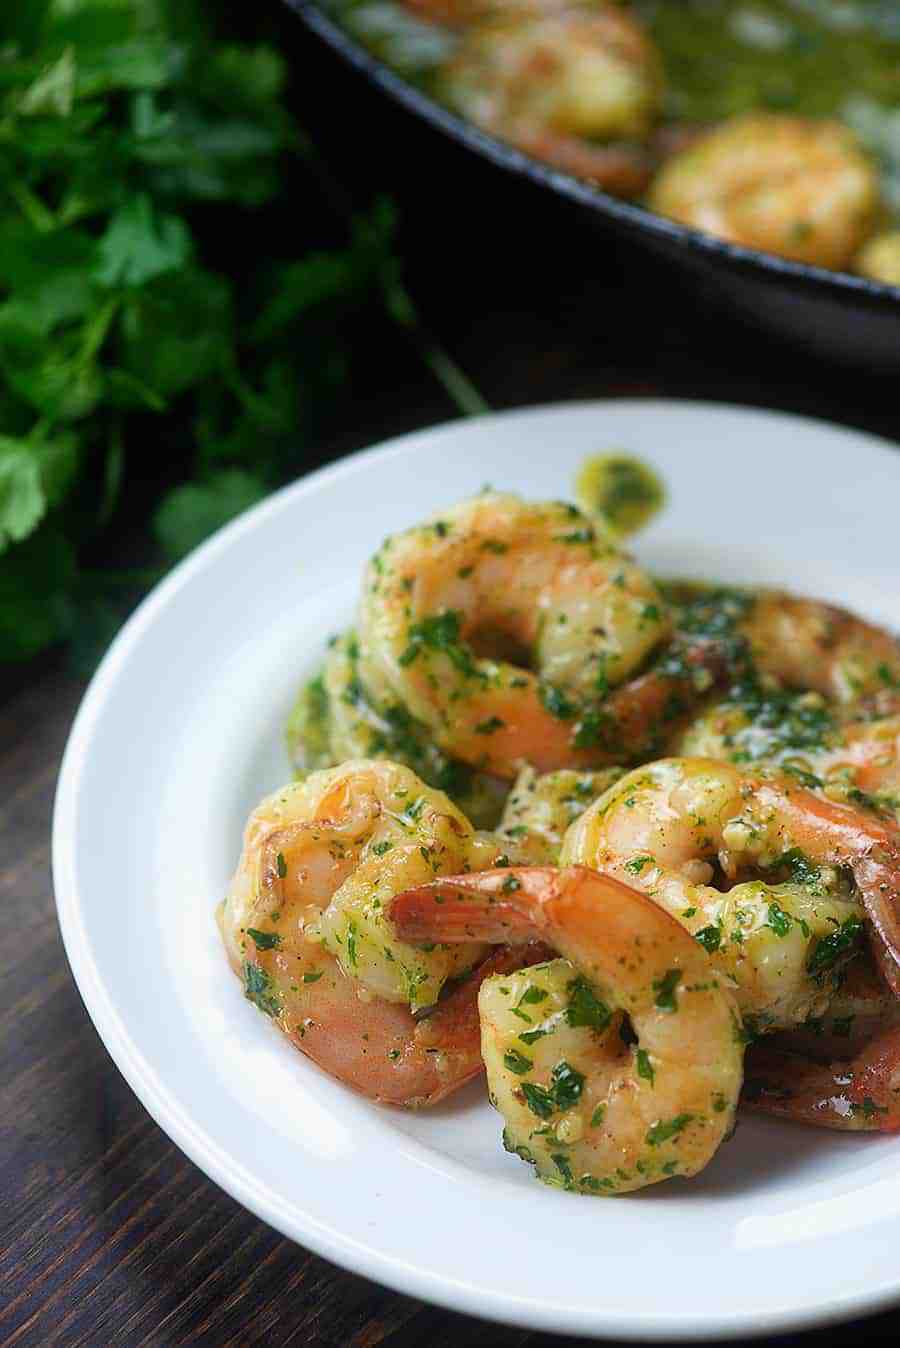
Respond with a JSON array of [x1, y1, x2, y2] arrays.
[[0, 0, 437, 668]]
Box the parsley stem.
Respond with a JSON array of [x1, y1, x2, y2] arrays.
[[416, 333, 491, 418], [304, 156, 490, 419], [80, 298, 119, 363], [380, 269, 489, 418], [8, 179, 56, 233]]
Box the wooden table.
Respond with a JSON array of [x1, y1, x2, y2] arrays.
[[5, 21, 900, 1340]]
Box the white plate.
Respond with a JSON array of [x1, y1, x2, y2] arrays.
[[54, 401, 900, 1341]]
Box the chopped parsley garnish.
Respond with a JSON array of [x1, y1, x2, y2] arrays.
[[766, 901, 794, 938], [572, 709, 614, 750], [503, 1049, 533, 1076], [246, 928, 281, 951], [646, 1113, 694, 1147], [519, 1061, 585, 1116], [565, 976, 613, 1031], [807, 916, 863, 977], [653, 969, 682, 1011], [243, 962, 281, 1018], [275, 852, 288, 880], [590, 1104, 606, 1128], [302, 970, 323, 984], [538, 681, 577, 721], [346, 921, 359, 968], [778, 848, 823, 891], [521, 1082, 555, 1119], [550, 1060, 585, 1109], [695, 925, 722, 953], [624, 855, 653, 875], [517, 985, 547, 1006], [475, 716, 506, 734], [551, 1153, 575, 1187], [636, 1049, 655, 1085], [502, 874, 521, 894], [400, 610, 481, 678], [371, 840, 394, 856], [519, 1028, 549, 1046]]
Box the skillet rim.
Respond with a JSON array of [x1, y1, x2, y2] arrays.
[[284, 0, 900, 309]]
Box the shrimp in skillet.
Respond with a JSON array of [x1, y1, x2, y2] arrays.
[[561, 758, 896, 1028], [389, 866, 744, 1193], [439, 5, 663, 195], [358, 493, 722, 778], [218, 760, 545, 1105], [647, 113, 880, 271]]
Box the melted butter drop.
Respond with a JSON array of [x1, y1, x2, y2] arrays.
[[575, 453, 665, 538]]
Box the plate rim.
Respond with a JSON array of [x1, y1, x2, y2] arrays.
[[52, 397, 900, 1341]]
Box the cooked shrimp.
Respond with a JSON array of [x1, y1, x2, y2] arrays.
[[737, 590, 900, 703], [677, 696, 900, 826], [648, 113, 881, 271], [389, 865, 743, 1193], [402, 0, 598, 31], [774, 952, 900, 1061], [357, 492, 729, 778], [287, 631, 508, 827], [499, 765, 623, 857], [743, 1027, 900, 1131], [562, 758, 891, 1026], [439, 7, 663, 194], [218, 760, 544, 1105], [814, 713, 900, 821], [855, 230, 900, 287], [667, 584, 900, 706]]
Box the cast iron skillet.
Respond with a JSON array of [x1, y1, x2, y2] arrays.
[[285, 0, 900, 369]]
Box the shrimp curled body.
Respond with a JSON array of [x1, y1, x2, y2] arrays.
[[358, 493, 717, 778], [218, 760, 543, 1106], [389, 865, 744, 1193], [562, 758, 888, 1028], [648, 113, 880, 271]]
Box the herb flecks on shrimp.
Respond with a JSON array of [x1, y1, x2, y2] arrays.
[[288, 630, 507, 827], [218, 760, 547, 1105], [389, 865, 744, 1192], [357, 491, 726, 778], [565, 755, 900, 1009]]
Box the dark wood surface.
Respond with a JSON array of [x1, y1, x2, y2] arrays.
[[6, 16, 900, 1344]]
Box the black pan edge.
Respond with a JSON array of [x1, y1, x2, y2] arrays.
[[284, 0, 900, 310]]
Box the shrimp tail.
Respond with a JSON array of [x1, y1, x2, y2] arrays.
[[743, 1027, 900, 1131], [389, 864, 661, 949], [754, 780, 900, 997], [389, 866, 563, 944]]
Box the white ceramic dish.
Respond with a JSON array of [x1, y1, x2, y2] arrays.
[[54, 401, 900, 1341]]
